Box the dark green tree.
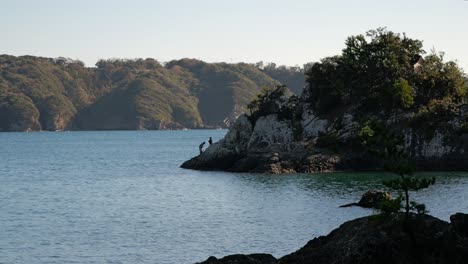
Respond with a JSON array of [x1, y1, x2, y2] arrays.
[[247, 85, 288, 120], [382, 155, 435, 222], [306, 27, 466, 116], [358, 120, 436, 222]]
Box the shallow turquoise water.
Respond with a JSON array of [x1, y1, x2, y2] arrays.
[[0, 130, 467, 264]]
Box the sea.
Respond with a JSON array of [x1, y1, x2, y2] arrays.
[[1, 130, 467, 263]]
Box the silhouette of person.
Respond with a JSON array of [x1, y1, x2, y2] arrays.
[[208, 137, 213, 145], [199, 142, 206, 155]]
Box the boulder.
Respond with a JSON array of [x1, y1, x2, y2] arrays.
[[340, 190, 392, 209], [197, 254, 278, 264], [357, 190, 392, 208]]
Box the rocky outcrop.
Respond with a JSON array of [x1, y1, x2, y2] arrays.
[[197, 254, 278, 264], [181, 115, 252, 171], [181, 97, 468, 173], [340, 190, 392, 209], [197, 213, 468, 264]]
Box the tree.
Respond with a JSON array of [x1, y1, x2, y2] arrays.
[[382, 155, 435, 222], [247, 85, 288, 120], [358, 120, 435, 223], [305, 28, 466, 116]]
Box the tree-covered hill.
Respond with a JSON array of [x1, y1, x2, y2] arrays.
[[254, 61, 309, 95], [0, 55, 305, 131]]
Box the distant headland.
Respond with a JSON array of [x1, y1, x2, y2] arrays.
[[0, 56, 307, 132]]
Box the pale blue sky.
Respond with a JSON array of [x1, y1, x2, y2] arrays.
[[1, 0, 467, 70]]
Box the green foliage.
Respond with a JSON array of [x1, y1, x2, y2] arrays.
[[410, 97, 460, 138], [305, 28, 467, 118], [247, 85, 288, 122], [379, 195, 403, 216], [381, 152, 435, 222], [358, 120, 405, 159], [256, 62, 307, 94], [391, 78, 414, 109], [0, 55, 296, 130], [357, 117, 436, 222], [384, 175, 435, 192], [0, 92, 40, 131]]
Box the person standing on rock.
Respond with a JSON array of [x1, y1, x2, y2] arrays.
[[199, 142, 206, 155], [208, 137, 213, 145]]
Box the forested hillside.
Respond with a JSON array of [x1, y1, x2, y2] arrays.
[[0, 55, 305, 131]]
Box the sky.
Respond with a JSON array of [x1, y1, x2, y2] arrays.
[[1, 0, 468, 70]]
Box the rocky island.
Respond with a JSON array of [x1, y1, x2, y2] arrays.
[[182, 28, 468, 173]]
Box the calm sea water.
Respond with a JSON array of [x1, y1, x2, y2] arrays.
[[1, 130, 467, 264]]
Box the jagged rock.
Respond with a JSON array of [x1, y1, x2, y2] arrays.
[[181, 115, 252, 170], [340, 190, 392, 209], [451, 213, 468, 237], [301, 109, 328, 138], [198, 213, 468, 264], [358, 190, 392, 208], [278, 213, 463, 264], [298, 154, 341, 173], [248, 115, 294, 151], [181, 84, 468, 173], [197, 254, 278, 264]]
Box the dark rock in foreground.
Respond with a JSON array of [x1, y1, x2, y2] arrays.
[[197, 213, 468, 264], [197, 254, 278, 264], [340, 190, 392, 209]]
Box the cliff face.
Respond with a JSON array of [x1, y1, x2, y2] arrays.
[[182, 29, 468, 173], [181, 101, 468, 173]]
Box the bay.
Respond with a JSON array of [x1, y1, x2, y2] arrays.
[[0, 130, 467, 264]]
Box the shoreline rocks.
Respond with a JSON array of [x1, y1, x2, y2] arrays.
[[340, 190, 392, 209], [197, 213, 468, 264], [181, 109, 468, 173]]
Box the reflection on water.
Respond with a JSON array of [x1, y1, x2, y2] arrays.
[[0, 130, 467, 264]]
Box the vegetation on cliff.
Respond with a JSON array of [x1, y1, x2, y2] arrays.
[[304, 28, 467, 167], [0, 56, 305, 131], [306, 27, 466, 117], [182, 28, 468, 173]]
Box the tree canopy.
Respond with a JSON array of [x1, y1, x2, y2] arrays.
[[306, 28, 467, 117]]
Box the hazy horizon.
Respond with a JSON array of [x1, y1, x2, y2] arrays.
[[2, 0, 468, 70]]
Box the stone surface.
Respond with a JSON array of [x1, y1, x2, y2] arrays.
[[197, 213, 468, 264], [181, 93, 468, 173], [340, 190, 392, 209], [248, 115, 294, 151], [278, 213, 461, 264], [301, 109, 328, 138], [197, 254, 278, 264], [357, 190, 392, 208]]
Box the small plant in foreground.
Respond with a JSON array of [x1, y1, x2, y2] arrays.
[[380, 155, 435, 223]]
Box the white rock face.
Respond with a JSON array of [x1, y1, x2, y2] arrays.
[[302, 110, 328, 138], [247, 115, 294, 150], [223, 114, 253, 149], [338, 113, 359, 140], [419, 132, 453, 158], [203, 114, 253, 155], [406, 131, 454, 158]]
